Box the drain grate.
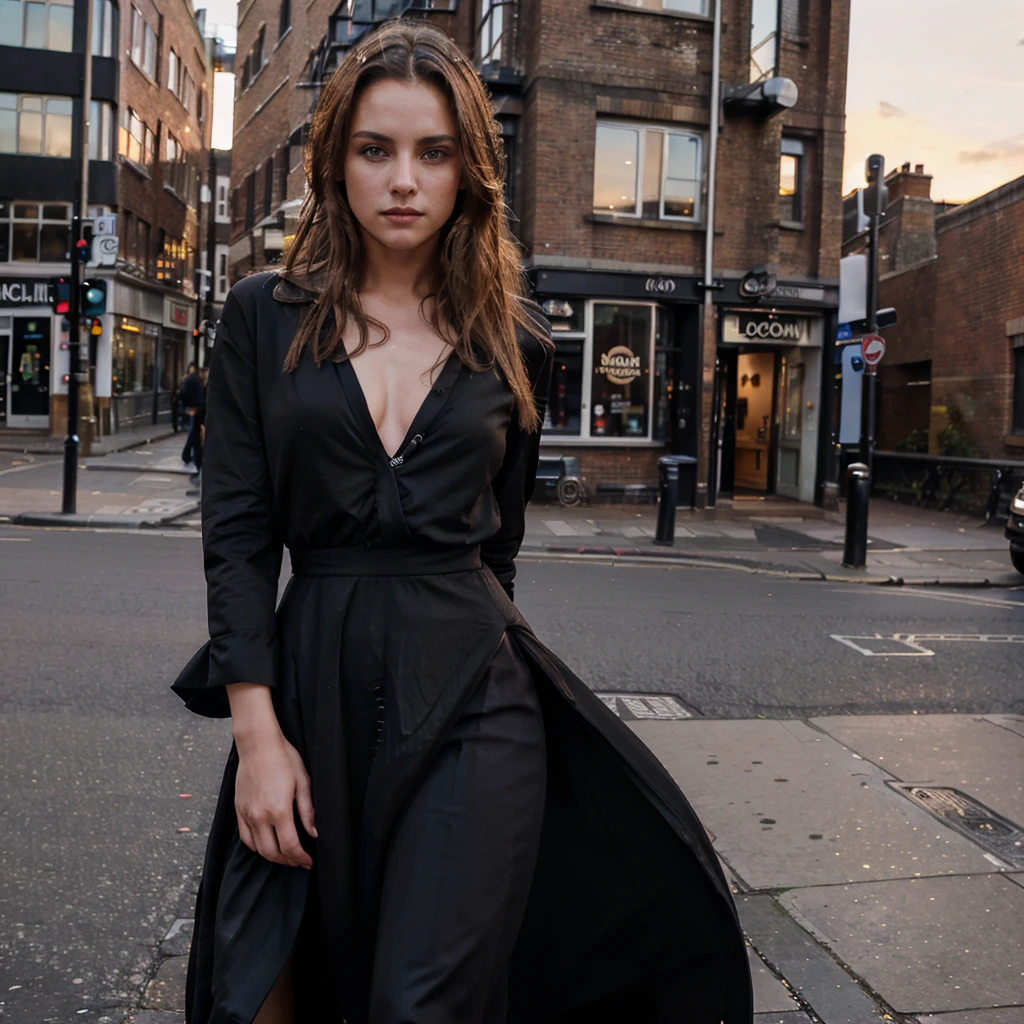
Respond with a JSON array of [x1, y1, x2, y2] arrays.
[[595, 693, 694, 721], [889, 784, 1024, 868]]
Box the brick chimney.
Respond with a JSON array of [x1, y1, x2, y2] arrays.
[[885, 162, 933, 202]]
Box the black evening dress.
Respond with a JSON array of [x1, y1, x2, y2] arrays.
[[172, 271, 753, 1024]]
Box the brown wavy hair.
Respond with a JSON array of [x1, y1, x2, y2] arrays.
[[280, 19, 549, 430]]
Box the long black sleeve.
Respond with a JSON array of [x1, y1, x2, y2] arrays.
[[201, 284, 284, 694], [480, 315, 554, 602]]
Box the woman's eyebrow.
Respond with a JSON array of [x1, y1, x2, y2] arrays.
[[351, 131, 456, 145]]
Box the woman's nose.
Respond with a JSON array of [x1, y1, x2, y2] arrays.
[[390, 153, 417, 195]]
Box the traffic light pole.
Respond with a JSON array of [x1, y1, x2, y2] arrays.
[[859, 154, 884, 485], [61, 0, 94, 515]]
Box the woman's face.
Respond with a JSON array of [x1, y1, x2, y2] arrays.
[[343, 77, 463, 253]]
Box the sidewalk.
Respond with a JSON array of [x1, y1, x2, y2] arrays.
[[130, 711, 1024, 1024], [521, 497, 1023, 588], [0, 420, 176, 457], [0, 432, 198, 530]]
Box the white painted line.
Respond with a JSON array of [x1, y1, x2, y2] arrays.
[[596, 693, 693, 720], [542, 519, 579, 537], [831, 633, 1024, 657], [827, 586, 1024, 611], [0, 537, 31, 542]]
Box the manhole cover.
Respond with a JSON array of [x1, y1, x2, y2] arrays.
[[595, 693, 694, 721], [889, 784, 1024, 868]]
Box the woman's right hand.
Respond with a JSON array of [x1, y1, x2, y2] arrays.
[[227, 683, 317, 870]]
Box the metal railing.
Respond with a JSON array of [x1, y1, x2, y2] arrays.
[[873, 450, 1024, 522]]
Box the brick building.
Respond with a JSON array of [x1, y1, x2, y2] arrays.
[[0, 0, 214, 436], [228, 0, 852, 506], [844, 164, 1024, 459]]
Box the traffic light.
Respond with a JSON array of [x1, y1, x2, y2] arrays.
[[90, 317, 102, 336], [81, 279, 107, 316], [49, 276, 71, 315]]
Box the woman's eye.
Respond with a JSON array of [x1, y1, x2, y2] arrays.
[[361, 145, 386, 159], [423, 148, 448, 162]]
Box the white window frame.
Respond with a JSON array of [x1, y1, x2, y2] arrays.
[[215, 176, 229, 222], [1, 0, 76, 51], [547, 299, 658, 445], [215, 243, 229, 300], [594, 120, 703, 223], [167, 48, 180, 96], [0, 92, 72, 157]]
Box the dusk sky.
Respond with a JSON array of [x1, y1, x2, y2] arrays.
[[844, 0, 1024, 202], [195, 0, 1024, 202]]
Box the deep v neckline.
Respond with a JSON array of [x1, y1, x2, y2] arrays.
[[334, 345, 463, 464]]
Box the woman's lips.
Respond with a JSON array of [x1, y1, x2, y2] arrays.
[[382, 211, 424, 224]]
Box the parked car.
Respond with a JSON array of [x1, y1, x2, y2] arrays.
[[1007, 482, 1024, 574]]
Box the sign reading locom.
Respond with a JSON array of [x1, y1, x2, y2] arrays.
[[722, 313, 811, 344]]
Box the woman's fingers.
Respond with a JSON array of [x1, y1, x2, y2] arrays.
[[274, 817, 313, 870], [252, 821, 285, 865], [294, 774, 318, 839], [237, 815, 256, 854]]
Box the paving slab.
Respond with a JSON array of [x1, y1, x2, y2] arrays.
[[916, 1009, 1024, 1024], [811, 714, 1024, 827], [748, 945, 802, 1013], [754, 1014, 815, 1024], [738, 894, 887, 1024], [631, 719, 997, 889], [777, 873, 1024, 1015]]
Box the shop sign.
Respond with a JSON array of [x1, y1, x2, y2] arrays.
[[596, 345, 643, 385], [644, 276, 677, 295], [723, 313, 811, 344], [163, 298, 193, 331], [0, 277, 50, 307]]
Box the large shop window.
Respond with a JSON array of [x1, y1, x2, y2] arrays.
[[544, 300, 655, 442], [593, 122, 702, 222], [0, 201, 71, 263]]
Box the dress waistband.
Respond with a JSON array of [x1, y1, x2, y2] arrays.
[[289, 544, 482, 577]]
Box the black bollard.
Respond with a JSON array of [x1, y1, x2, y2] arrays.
[[843, 462, 870, 568], [654, 457, 681, 546]]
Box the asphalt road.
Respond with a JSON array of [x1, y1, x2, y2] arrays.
[[0, 525, 1021, 1021]]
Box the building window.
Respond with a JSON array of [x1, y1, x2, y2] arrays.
[[779, 137, 804, 225], [168, 48, 180, 96], [215, 177, 229, 222], [0, 93, 72, 157], [88, 99, 115, 160], [244, 170, 256, 229], [478, 0, 504, 64], [215, 244, 229, 300], [241, 26, 266, 90], [156, 234, 193, 290], [0, 0, 75, 51], [750, 0, 779, 82], [118, 106, 156, 172], [278, 0, 289, 38], [181, 70, 196, 113], [610, 0, 707, 12], [593, 122, 702, 222], [1013, 339, 1024, 435], [90, 0, 116, 56], [130, 6, 156, 78], [543, 300, 656, 442], [0, 201, 71, 262]]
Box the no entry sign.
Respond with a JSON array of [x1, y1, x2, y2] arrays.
[[861, 333, 886, 372]]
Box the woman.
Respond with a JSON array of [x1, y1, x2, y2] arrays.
[[172, 20, 751, 1024]]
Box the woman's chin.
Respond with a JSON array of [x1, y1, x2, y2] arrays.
[[361, 223, 439, 252]]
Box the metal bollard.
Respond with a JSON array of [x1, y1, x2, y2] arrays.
[[843, 462, 870, 568], [654, 458, 681, 546]]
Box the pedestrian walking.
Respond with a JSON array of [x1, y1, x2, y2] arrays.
[[172, 21, 751, 1024], [179, 363, 204, 469], [187, 366, 208, 485]]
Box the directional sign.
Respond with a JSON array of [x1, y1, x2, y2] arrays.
[[88, 234, 119, 267], [860, 333, 886, 372], [836, 322, 852, 342]]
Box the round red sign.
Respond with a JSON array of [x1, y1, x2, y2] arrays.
[[861, 333, 886, 368]]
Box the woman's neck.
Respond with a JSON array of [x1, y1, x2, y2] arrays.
[[359, 230, 438, 303]]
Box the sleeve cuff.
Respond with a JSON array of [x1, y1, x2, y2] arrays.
[[170, 630, 278, 719]]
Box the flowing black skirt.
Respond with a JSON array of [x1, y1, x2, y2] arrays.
[[172, 547, 753, 1024]]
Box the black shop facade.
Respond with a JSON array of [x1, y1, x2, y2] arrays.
[[528, 264, 838, 508]]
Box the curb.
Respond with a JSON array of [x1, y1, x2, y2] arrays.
[[11, 502, 199, 530], [521, 544, 1019, 588], [0, 429, 177, 458]]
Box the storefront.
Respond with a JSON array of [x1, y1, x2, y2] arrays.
[[712, 310, 824, 505], [0, 276, 57, 429], [531, 268, 701, 501]]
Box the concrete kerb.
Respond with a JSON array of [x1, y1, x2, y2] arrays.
[[519, 544, 1021, 588], [0, 428, 176, 458], [11, 504, 199, 530]]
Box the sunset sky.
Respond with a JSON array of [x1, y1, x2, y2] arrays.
[[843, 0, 1024, 202]]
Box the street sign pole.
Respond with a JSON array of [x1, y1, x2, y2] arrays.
[[860, 154, 885, 486], [61, 0, 94, 515]]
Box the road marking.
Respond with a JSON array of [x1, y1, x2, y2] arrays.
[[0, 460, 54, 478], [595, 693, 694, 720], [832, 633, 1024, 657], [0, 536, 31, 542], [828, 586, 1024, 611]]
